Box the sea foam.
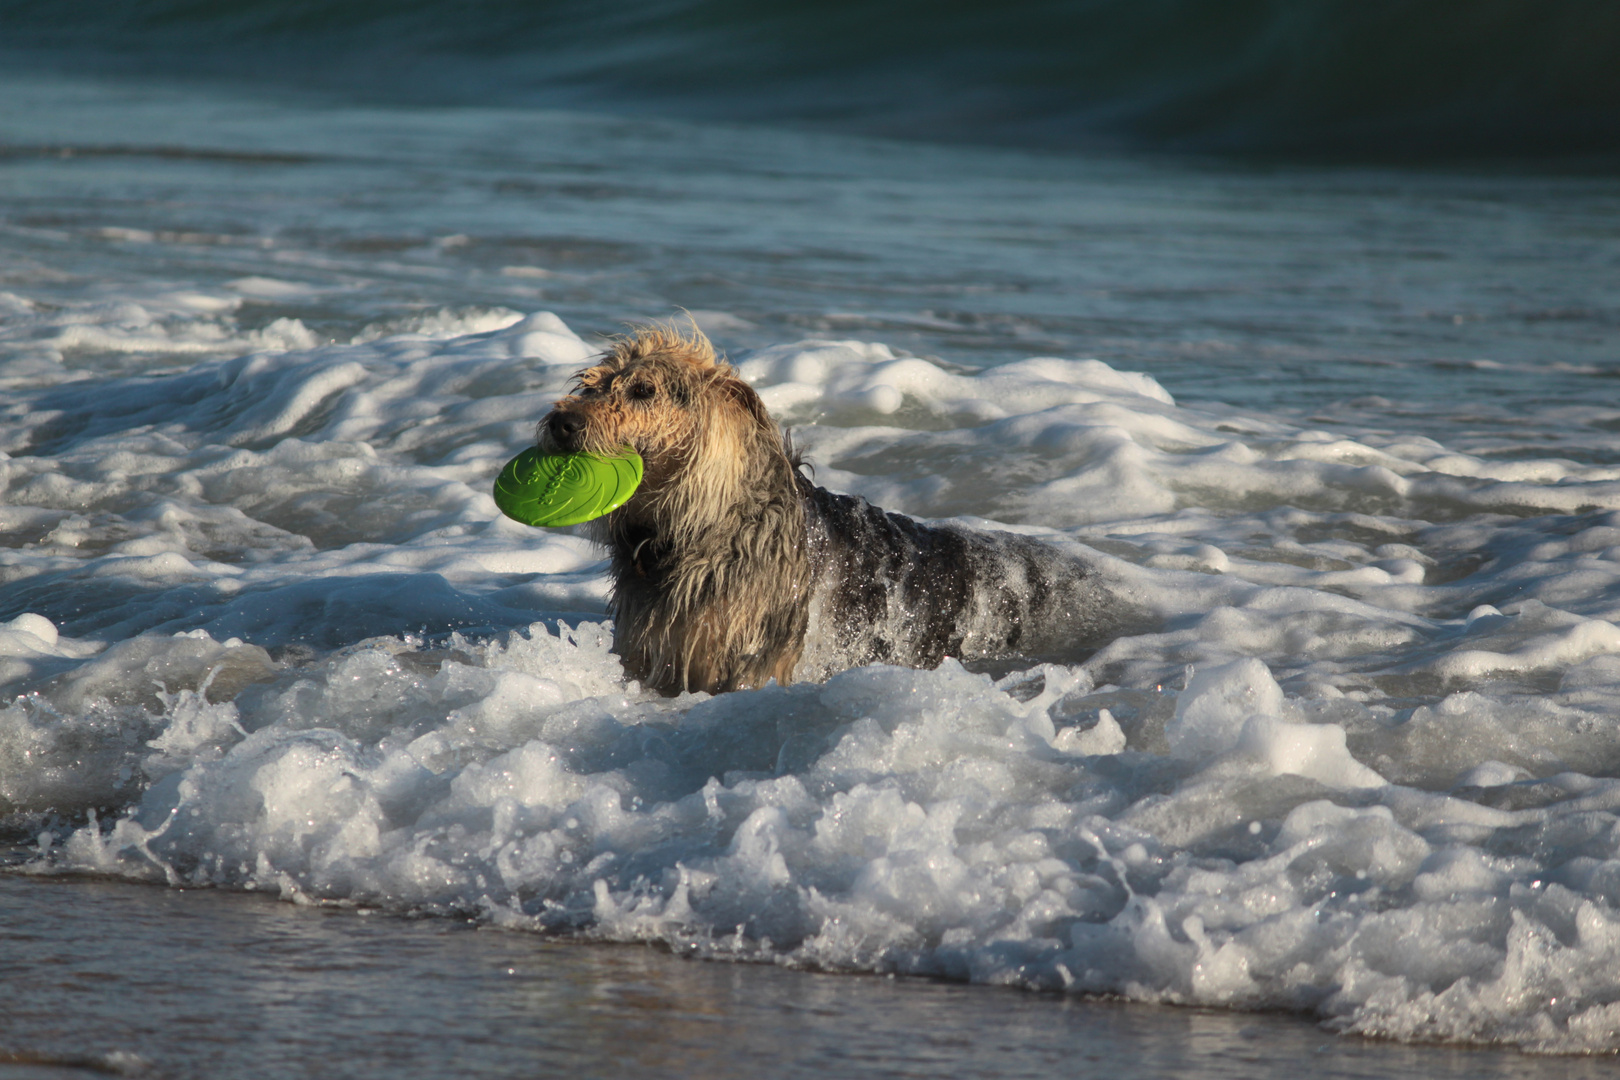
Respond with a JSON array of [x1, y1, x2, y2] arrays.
[[7, 311, 1620, 1052]]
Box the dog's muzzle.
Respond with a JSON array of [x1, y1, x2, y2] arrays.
[[545, 408, 587, 451]]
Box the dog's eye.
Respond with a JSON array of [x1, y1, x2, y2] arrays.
[[628, 382, 656, 401]]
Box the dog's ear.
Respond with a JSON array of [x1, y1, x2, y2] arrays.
[[715, 372, 778, 435]]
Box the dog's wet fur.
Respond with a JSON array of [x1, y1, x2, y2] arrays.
[[539, 325, 1125, 695]]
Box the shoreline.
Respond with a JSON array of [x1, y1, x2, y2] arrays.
[[2, 872, 1610, 1080]]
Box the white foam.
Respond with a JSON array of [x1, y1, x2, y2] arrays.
[[8, 313, 1620, 1052]]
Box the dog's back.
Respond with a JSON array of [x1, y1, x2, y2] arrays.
[[795, 478, 1117, 681]]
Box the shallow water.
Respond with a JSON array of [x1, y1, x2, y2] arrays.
[[1, 873, 1612, 1080], [6, 70, 1620, 1059]]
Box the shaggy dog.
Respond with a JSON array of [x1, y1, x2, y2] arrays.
[[539, 326, 1122, 695]]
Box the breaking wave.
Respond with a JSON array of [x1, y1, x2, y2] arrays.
[[4, 0, 1619, 157]]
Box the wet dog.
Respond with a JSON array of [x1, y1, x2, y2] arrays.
[[539, 325, 1119, 694]]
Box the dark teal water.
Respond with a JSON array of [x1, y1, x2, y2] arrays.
[[2, 0, 1618, 157]]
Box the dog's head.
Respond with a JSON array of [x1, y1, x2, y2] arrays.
[[539, 325, 786, 511]]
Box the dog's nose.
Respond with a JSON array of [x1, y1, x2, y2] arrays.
[[547, 409, 586, 449]]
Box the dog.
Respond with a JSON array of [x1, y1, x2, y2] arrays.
[[538, 325, 1124, 695]]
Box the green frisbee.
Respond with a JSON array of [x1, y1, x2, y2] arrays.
[[493, 446, 643, 528]]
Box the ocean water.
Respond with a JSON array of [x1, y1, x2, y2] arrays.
[[4, 0, 1619, 157], [16, 875, 1615, 1080], [4, 59, 1620, 1071]]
